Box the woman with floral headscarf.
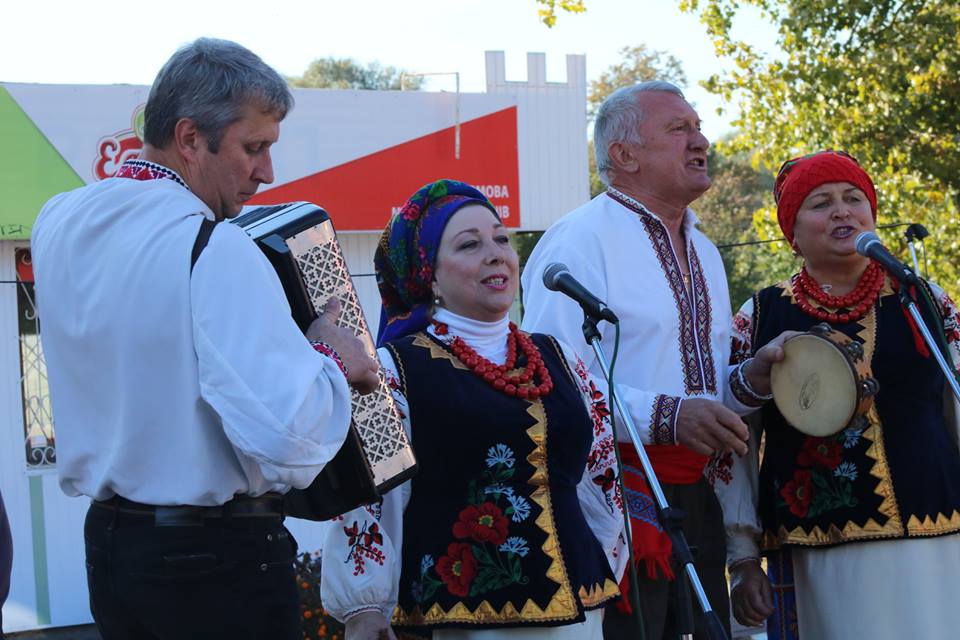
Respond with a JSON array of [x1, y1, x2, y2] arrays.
[[320, 180, 628, 640], [711, 151, 960, 639]]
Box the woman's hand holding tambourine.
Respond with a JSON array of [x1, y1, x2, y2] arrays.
[[742, 331, 804, 396]]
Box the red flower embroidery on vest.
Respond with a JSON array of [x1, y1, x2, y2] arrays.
[[453, 502, 509, 545], [798, 437, 843, 469], [781, 470, 814, 517], [436, 542, 477, 597]]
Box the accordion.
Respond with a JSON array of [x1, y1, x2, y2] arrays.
[[232, 202, 417, 520]]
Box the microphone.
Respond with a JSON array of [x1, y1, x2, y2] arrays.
[[854, 231, 921, 286], [542, 263, 619, 323]]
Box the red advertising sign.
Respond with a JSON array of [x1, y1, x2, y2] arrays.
[[248, 107, 520, 231]]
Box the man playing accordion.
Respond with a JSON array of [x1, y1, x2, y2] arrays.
[[30, 38, 378, 639]]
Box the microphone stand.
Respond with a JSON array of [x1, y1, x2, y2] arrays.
[[897, 284, 960, 404], [904, 223, 929, 277], [581, 313, 730, 640]]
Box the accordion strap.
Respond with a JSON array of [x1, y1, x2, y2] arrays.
[[190, 217, 219, 274]]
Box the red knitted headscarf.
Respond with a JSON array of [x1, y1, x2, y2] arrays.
[[773, 150, 877, 246]]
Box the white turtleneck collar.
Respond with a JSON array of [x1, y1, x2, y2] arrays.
[[427, 307, 511, 364]]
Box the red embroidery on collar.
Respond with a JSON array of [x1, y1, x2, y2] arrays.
[[115, 160, 189, 190], [607, 188, 717, 394]]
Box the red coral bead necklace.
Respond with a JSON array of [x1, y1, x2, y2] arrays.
[[433, 320, 554, 399], [792, 259, 885, 323]]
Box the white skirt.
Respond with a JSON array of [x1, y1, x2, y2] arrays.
[[432, 608, 603, 640], [792, 534, 960, 639]]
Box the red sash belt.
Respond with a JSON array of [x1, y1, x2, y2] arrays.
[[616, 442, 708, 612]]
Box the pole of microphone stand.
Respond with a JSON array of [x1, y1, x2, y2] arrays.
[[906, 239, 922, 275], [904, 223, 929, 279], [581, 314, 730, 640], [897, 285, 960, 403]]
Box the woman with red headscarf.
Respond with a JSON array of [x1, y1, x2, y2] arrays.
[[712, 151, 960, 639]]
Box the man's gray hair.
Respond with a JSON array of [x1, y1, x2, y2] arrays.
[[144, 38, 294, 153], [593, 81, 685, 185]]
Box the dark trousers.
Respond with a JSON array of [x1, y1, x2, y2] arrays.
[[604, 478, 731, 640], [84, 502, 301, 640]]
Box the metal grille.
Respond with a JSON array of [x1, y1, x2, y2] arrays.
[[290, 229, 416, 483], [15, 249, 56, 469]]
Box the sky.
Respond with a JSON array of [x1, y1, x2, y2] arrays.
[[2, 0, 777, 137]]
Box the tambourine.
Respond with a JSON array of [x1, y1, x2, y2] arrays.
[[770, 323, 880, 437]]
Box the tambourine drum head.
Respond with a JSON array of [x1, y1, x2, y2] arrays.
[[770, 334, 857, 437]]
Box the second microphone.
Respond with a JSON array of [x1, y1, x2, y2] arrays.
[[542, 263, 619, 324]]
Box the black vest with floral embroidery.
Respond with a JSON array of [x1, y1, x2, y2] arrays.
[[384, 332, 618, 630], [752, 280, 960, 550]]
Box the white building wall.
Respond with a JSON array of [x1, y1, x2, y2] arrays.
[[337, 232, 384, 336], [485, 51, 589, 231]]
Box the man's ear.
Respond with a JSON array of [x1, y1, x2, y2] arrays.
[[172, 117, 203, 163], [607, 141, 640, 174]]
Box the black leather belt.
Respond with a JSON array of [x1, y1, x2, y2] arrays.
[[93, 494, 284, 527]]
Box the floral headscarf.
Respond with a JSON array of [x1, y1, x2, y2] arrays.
[[375, 179, 498, 346], [773, 149, 877, 246]]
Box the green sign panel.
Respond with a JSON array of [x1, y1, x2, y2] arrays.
[[0, 87, 83, 240]]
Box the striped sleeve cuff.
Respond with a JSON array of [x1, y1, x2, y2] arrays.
[[649, 394, 681, 445], [310, 341, 348, 379], [343, 606, 384, 621]]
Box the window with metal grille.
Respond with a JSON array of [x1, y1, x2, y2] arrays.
[[15, 248, 56, 469]]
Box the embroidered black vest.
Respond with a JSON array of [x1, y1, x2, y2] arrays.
[[385, 332, 619, 630], [752, 279, 960, 549]]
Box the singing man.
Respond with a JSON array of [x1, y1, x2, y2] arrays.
[[521, 81, 753, 639]]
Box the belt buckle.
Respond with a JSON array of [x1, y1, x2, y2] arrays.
[[154, 506, 205, 527]]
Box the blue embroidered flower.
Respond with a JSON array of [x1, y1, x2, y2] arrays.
[[365, 501, 383, 521], [506, 494, 531, 522], [499, 536, 530, 557], [841, 427, 864, 449], [420, 554, 435, 576], [486, 444, 515, 468], [410, 580, 424, 602], [834, 461, 858, 481], [484, 483, 515, 498]]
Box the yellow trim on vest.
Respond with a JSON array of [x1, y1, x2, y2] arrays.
[[393, 339, 603, 626], [579, 579, 621, 608], [907, 510, 960, 536]]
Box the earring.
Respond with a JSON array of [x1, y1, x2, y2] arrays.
[[432, 290, 442, 306]]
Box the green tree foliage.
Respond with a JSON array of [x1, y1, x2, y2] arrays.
[[288, 57, 424, 90], [512, 231, 544, 317], [535, 0, 586, 27], [588, 46, 688, 120], [679, 0, 960, 298]]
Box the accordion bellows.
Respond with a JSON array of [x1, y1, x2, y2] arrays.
[[232, 202, 417, 520]]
